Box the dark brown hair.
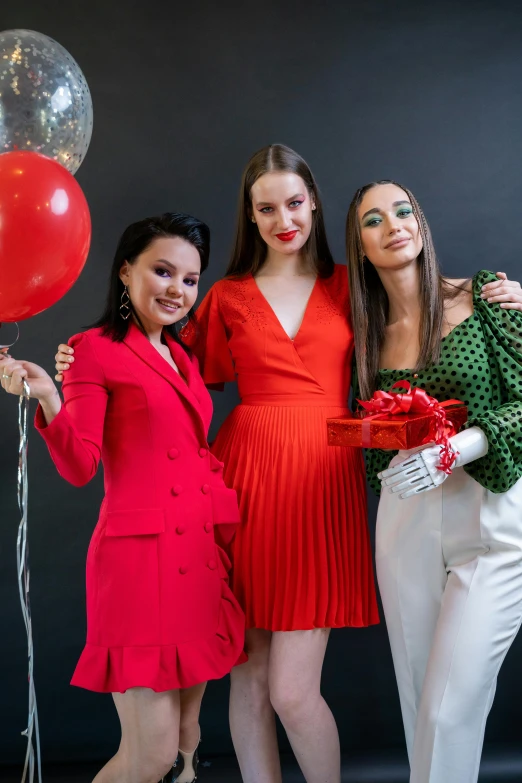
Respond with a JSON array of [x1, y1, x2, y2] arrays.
[[346, 180, 467, 399], [225, 144, 334, 278], [91, 212, 210, 345]]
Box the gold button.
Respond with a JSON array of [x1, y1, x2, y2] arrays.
[[413, 374, 419, 379]]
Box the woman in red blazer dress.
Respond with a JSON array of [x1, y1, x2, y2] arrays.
[[0, 213, 245, 783]]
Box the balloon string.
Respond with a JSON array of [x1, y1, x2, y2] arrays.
[[17, 380, 43, 783], [0, 321, 20, 350]]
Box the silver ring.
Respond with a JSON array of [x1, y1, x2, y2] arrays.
[[2, 373, 11, 380]]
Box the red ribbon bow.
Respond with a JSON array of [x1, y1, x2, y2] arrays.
[[357, 381, 463, 473]]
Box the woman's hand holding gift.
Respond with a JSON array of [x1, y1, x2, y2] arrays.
[[378, 427, 489, 499]]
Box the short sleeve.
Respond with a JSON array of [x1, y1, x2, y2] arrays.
[[323, 264, 351, 322], [182, 284, 236, 390], [464, 270, 522, 492]]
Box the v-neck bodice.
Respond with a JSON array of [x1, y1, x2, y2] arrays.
[[250, 274, 318, 342], [183, 264, 353, 406]]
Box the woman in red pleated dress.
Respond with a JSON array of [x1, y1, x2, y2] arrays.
[[180, 144, 378, 783]]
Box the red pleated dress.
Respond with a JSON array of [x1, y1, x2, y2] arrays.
[[183, 264, 379, 631]]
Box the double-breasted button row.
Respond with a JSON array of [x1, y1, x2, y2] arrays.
[[176, 524, 186, 535], [179, 559, 218, 574], [171, 484, 211, 495], [168, 447, 209, 460], [175, 522, 213, 535]]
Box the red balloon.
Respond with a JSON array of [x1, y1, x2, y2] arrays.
[[0, 151, 91, 322]]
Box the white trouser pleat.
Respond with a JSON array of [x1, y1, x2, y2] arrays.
[[376, 456, 522, 783]]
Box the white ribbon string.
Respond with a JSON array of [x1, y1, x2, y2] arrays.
[[17, 379, 42, 783]]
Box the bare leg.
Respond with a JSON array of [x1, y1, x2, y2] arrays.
[[269, 629, 340, 783], [92, 687, 180, 783], [229, 628, 282, 783], [179, 682, 206, 751], [170, 683, 207, 783]]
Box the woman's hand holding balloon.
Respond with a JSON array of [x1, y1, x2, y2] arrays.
[[0, 354, 61, 423]]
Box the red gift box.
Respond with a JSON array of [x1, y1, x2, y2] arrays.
[[327, 381, 468, 472]]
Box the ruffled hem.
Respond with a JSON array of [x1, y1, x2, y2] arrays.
[[71, 581, 247, 693]]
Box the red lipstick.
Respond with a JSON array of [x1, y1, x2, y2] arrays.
[[276, 230, 298, 242]]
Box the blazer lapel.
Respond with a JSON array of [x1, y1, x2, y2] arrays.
[[163, 332, 207, 404], [123, 323, 208, 436]]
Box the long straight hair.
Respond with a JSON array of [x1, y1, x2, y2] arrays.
[[346, 180, 466, 399], [91, 212, 210, 346], [225, 144, 334, 278]]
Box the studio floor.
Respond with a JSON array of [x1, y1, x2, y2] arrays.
[[4, 749, 522, 783]]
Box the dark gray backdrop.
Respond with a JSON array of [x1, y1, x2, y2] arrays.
[[1, 0, 521, 767]]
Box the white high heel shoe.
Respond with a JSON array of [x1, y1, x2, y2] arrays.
[[174, 730, 201, 783]]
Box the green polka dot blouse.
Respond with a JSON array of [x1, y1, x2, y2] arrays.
[[363, 270, 522, 496]]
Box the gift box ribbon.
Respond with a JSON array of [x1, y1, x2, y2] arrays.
[[357, 381, 464, 473]]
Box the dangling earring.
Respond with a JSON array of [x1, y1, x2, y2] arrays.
[[120, 285, 131, 320], [312, 204, 316, 211], [178, 315, 189, 330], [251, 217, 256, 223]]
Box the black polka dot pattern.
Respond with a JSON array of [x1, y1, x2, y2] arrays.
[[366, 270, 522, 496]]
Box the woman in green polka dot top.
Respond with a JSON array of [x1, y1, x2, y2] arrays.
[[346, 180, 522, 783]]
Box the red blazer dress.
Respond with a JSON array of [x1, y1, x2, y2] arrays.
[[35, 323, 246, 693]]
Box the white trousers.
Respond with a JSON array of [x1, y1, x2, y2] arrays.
[[376, 456, 522, 783]]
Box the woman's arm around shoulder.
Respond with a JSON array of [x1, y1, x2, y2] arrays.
[[464, 270, 522, 492], [480, 271, 522, 311]]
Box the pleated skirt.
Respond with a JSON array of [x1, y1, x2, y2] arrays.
[[211, 404, 379, 631]]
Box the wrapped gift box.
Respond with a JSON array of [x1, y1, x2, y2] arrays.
[[327, 406, 468, 450]]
